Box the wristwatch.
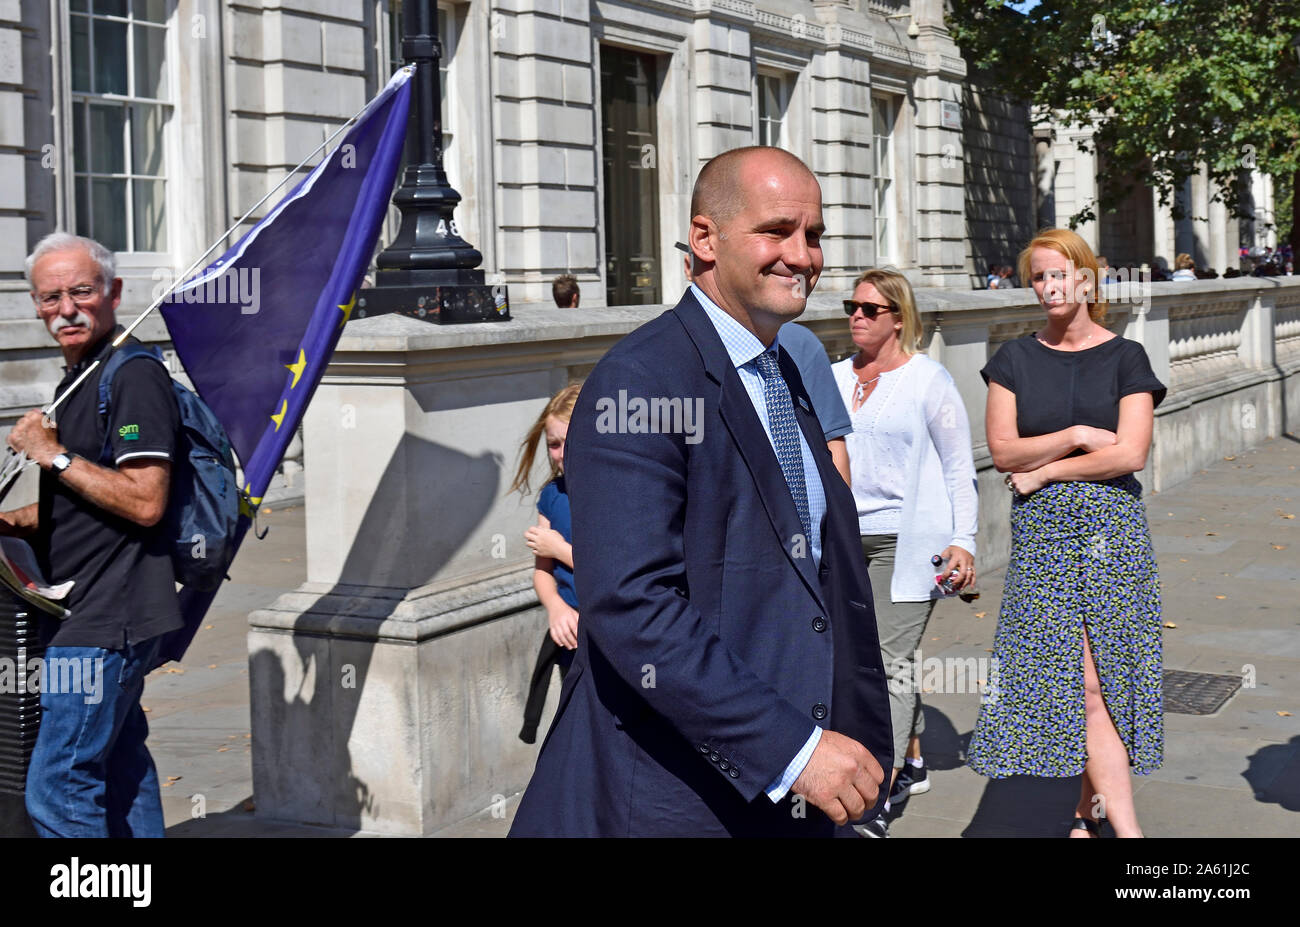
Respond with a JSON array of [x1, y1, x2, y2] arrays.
[[50, 452, 75, 478]]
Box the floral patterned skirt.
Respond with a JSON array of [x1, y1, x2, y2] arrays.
[[967, 475, 1163, 778]]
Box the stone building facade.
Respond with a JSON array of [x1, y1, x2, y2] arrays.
[[1, 1, 1280, 315], [4, 0, 980, 322]]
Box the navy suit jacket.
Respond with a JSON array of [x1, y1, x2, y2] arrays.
[[510, 291, 893, 837]]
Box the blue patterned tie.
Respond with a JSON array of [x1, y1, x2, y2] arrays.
[[752, 350, 812, 542]]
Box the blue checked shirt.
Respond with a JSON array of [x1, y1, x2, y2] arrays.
[[690, 284, 826, 801]]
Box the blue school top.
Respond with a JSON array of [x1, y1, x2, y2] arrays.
[[538, 476, 578, 610]]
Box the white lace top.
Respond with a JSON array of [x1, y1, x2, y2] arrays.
[[831, 353, 980, 601]]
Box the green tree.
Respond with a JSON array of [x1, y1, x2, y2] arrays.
[[948, 1, 1300, 260]]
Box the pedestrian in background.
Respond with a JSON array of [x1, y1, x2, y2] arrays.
[[552, 274, 580, 308], [7, 233, 181, 837], [511, 383, 583, 744], [832, 268, 979, 837], [1171, 253, 1197, 281], [968, 228, 1165, 838]]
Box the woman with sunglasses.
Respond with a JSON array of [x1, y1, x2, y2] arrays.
[[966, 229, 1165, 838], [830, 268, 979, 837]]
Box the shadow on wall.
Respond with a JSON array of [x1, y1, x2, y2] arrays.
[[248, 433, 502, 833]]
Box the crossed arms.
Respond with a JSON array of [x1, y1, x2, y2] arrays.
[[986, 381, 1155, 492]]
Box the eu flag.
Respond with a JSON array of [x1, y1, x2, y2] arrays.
[[153, 67, 413, 665]]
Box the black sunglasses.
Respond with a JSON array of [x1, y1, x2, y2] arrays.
[[843, 299, 898, 319]]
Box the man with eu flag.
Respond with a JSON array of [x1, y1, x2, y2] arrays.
[[2, 232, 180, 837]]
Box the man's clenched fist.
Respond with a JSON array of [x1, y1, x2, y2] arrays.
[[7, 409, 62, 468], [791, 730, 885, 825]]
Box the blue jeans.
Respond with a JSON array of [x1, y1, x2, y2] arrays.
[[25, 636, 166, 838]]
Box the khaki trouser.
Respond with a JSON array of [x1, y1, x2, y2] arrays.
[[861, 533, 936, 768]]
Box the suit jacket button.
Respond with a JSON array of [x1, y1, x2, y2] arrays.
[[812, 703, 828, 721], [728, 767, 740, 778], [719, 759, 730, 770], [709, 752, 720, 763], [699, 744, 710, 754], [811, 616, 827, 633]]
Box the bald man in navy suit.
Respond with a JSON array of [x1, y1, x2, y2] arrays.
[[511, 147, 892, 836]]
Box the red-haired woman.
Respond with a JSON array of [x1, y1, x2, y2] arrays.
[[967, 229, 1166, 838]]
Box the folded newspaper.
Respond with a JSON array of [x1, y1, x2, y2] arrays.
[[0, 536, 72, 618]]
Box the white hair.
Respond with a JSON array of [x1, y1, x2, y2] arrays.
[[25, 232, 117, 295]]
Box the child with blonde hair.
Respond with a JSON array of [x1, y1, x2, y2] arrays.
[[511, 383, 583, 743]]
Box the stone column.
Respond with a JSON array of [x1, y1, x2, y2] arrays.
[[1151, 185, 1176, 271], [494, 0, 598, 305], [1173, 177, 1195, 263], [1069, 132, 1099, 254], [1189, 163, 1211, 268], [910, 14, 966, 288], [1245, 170, 1276, 251], [811, 30, 872, 290], [1, 1, 36, 320], [1206, 188, 1236, 278], [691, 2, 755, 165], [1033, 127, 1056, 230]]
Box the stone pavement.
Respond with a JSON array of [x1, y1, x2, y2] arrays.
[[151, 435, 1300, 837]]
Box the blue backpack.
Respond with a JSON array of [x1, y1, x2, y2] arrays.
[[96, 343, 241, 591]]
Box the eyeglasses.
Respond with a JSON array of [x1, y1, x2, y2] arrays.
[[843, 299, 898, 319], [35, 285, 101, 310]]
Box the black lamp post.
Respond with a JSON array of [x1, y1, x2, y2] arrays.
[[359, 0, 508, 323]]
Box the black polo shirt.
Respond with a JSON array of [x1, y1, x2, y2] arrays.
[[35, 330, 183, 649]]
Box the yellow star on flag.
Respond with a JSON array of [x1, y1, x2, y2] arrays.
[[270, 399, 288, 431], [285, 348, 306, 389], [338, 291, 357, 328]]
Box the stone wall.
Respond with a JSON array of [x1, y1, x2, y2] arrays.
[[8, 0, 975, 318]]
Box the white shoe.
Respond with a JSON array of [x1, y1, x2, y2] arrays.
[[853, 817, 889, 838]]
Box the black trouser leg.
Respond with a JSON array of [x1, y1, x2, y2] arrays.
[[519, 631, 572, 743]]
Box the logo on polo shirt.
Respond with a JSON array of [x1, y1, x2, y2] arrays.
[[118, 424, 140, 441]]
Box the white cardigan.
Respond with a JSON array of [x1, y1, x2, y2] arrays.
[[831, 354, 979, 602]]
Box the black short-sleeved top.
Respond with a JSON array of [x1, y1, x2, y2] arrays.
[[35, 330, 183, 649], [981, 334, 1166, 440]]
